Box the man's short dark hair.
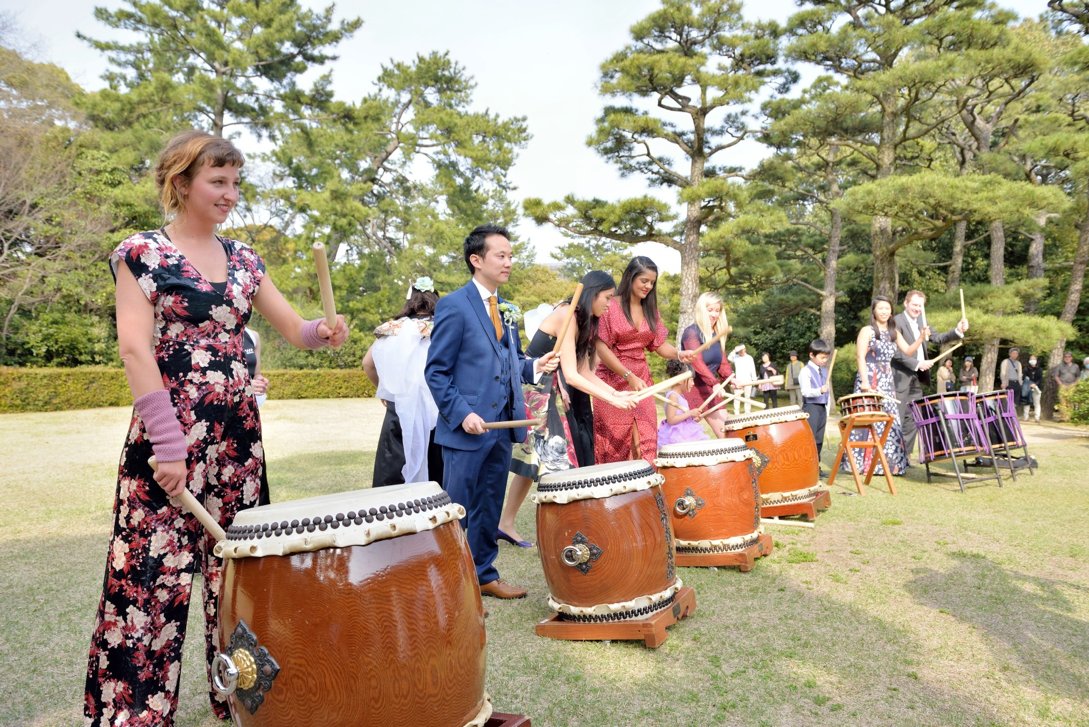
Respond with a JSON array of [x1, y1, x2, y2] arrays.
[[464, 224, 510, 276], [808, 338, 832, 356]]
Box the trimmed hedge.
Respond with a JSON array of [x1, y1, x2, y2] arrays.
[[0, 367, 376, 414]]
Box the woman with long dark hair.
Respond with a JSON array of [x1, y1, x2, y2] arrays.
[[594, 256, 695, 465], [496, 271, 636, 546], [842, 295, 925, 475], [363, 277, 444, 487]]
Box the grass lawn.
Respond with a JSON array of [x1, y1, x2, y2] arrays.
[[2, 399, 1089, 726]]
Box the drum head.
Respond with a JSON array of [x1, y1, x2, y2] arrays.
[[535, 460, 661, 504], [217, 481, 461, 559], [721, 405, 808, 431], [655, 437, 753, 467]]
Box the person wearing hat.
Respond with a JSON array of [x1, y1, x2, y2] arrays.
[[727, 343, 758, 414], [1000, 348, 1023, 408], [959, 356, 978, 392], [785, 350, 804, 407], [1023, 354, 1043, 422]]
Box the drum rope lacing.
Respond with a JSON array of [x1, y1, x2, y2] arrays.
[[536, 462, 656, 492], [533, 465, 664, 505], [548, 581, 682, 621], [558, 592, 677, 623]]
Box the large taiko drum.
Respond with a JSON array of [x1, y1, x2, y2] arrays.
[[654, 438, 762, 556], [534, 461, 680, 621], [721, 406, 820, 506], [212, 482, 491, 727]]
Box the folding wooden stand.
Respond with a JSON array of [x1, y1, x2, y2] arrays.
[[828, 411, 897, 496], [486, 713, 531, 727], [676, 532, 773, 571], [535, 586, 697, 648], [759, 490, 831, 520]]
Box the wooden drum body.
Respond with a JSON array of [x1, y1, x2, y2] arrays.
[[838, 393, 885, 417], [655, 439, 772, 569], [213, 483, 491, 727], [534, 461, 680, 621], [722, 406, 819, 502]]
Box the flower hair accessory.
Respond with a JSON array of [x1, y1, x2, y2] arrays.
[[407, 276, 435, 299]]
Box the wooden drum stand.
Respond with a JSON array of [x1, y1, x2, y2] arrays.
[[828, 410, 898, 496], [535, 587, 698, 649]]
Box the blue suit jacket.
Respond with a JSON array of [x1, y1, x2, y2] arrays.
[[425, 281, 537, 451]]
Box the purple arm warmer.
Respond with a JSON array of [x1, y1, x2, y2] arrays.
[[133, 389, 188, 463], [301, 318, 330, 350]]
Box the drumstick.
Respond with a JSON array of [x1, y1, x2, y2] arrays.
[[551, 283, 583, 355], [702, 389, 766, 417], [480, 418, 542, 430], [148, 456, 227, 543], [927, 342, 963, 365], [826, 349, 838, 382], [631, 370, 694, 403], [691, 325, 733, 355], [960, 288, 967, 321], [312, 242, 338, 328], [761, 517, 815, 529], [697, 375, 735, 412]]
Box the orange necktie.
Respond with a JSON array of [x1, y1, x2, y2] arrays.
[[488, 295, 503, 341]]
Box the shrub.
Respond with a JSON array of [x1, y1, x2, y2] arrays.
[[0, 367, 375, 413], [1062, 378, 1089, 425]]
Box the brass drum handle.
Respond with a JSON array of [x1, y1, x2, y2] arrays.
[[212, 653, 239, 696], [675, 496, 697, 516], [561, 543, 591, 567]]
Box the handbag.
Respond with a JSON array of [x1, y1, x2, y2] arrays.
[[1022, 379, 1032, 400]]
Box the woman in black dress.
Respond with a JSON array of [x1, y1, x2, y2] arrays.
[[498, 271, 636, 546]]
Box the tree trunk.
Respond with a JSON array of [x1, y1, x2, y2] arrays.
[[1042, 193, 1089, 418], [820, 154, 844, 346], [979, 219, 1006, 393], [678, 203, 701, 339], [1025, 211, 1048, 314], [872, 216, 898, 299], [945, 219, 967, 293]]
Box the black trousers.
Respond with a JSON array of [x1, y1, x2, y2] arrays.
[[372, 401, 445, 487], [802, 400, 827, 460]]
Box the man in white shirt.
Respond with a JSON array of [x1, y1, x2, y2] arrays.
[[727, 343, 758, 415], [890, 290, 969, 458]]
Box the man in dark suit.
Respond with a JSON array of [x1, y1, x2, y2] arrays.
[[891, 289, 969, 459], [426, 225, 557, 599]]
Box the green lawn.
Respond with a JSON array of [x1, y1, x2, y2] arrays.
[[2, 400, 1088, 726]]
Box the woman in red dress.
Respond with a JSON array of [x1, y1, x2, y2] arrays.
[[594, 256, 695, 464]]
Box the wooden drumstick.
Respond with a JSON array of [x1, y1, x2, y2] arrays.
[[551, 283, 583, 355], [480, 418, 542, 430], [761, 517, 815, 529], [927, 342, 963, 365], [312, 242, 338, 328], [826, 349, 838, 382], [702, 389, 766, 417], [631, 370, 694, 403], [960, 288, 967, 321], [697, 375, 735, 412], [148, 456, 227, 543], [692, 325, 733, 356]]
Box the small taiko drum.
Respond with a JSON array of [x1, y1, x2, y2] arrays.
[[838, 392, 885, 417], [213, 482, 492, 727], [654, 439, 764, 559], [534, 461, 681, 621], [721, 406, 820, 506]]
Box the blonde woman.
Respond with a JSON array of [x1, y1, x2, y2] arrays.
[[680, 292, 733, 437]]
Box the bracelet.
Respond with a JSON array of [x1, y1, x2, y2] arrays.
[[622, 370, 632, 379]]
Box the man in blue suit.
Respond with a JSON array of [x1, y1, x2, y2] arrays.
[[426, 225, 557, 599]]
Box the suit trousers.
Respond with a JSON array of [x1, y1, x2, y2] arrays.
[[895, 373, 924, 460], [802, 401, 827, 460], [442, 430, 513, 586]]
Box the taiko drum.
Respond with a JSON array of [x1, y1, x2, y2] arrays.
[[535, 461, 680, 622], [721, 406, 819, 498], [213, 482, 491, 727], [654, 438, 761, 550], [837, 392, 885, 417]]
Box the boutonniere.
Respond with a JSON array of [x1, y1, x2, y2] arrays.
[[498, 302, 522, 328]]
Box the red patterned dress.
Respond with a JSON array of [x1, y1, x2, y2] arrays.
[[85, 230, 265, 726], [594, 300, 668, 464]]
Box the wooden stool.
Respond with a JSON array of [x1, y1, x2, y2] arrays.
[[828, 412, 897, 496]]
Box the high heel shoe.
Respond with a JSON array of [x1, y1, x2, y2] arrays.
[[496, 529, 534, 548]]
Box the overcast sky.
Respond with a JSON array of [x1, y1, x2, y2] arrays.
[[7, 0, 1048, 272]]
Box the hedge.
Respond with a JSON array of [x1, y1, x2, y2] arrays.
[[0, 367, 376, 414]]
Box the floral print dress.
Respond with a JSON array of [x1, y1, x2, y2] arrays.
[[842, 328, 910, 476], [85, 230, 265, 726]]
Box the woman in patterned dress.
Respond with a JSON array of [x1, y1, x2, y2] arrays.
[[498, 271, 637, 546], [594, 257, 696, 465], [680, 292, 733, 437], [84, 131, 348, 727], [842, 296, 924, 476]]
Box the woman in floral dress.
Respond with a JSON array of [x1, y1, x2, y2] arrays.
[[84, 131, 348, 727], [594, 257, 696, 465], [842, 295, 924, 476]]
